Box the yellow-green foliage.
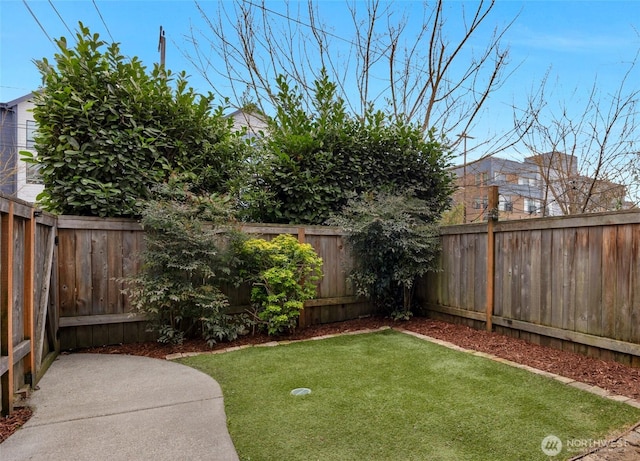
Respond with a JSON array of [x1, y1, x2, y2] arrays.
[[240, 234, 323, 334]]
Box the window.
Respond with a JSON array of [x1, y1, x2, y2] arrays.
[[475, 172, 488, 186], [26, 120, 36, 149], [25, 120, 42, 184], [524, 198, 538, 214], [473, 196, 488, 209], [499, 196, 513, 212], [494, 172, 506, 182]]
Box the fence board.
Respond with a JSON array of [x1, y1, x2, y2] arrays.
[[615, 225, 633, 342], [574, 227, 589, 335], [601, 226, 617, 339], [57, 231, 74, 350], [528, 230, 542, 325], [107, 231, 124, 344], [587, 227, 603, 337], [450, 234, 462, 307], [34, 225, 56, 371], [493, 232, 506, 317], [504, 232, 517, 319], [12, 218, 26, 394], [539, 230, 552, 326], [631, 226, 640, 344], [520, 230, 531, 324], [74, 230, 93, 348], [463, 233, 475, 312], [474, 233, 486, 313], [562, 228, 577, 334], [1, 203, 15, 414], [90, 230, 109, 346]]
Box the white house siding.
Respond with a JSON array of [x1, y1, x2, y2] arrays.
[[15, 99, 43, 203]]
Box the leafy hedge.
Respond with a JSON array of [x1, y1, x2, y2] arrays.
[[243, 71, 454, 225], [28, 23, 248, 217]]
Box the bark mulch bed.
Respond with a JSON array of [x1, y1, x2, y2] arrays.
[[3, 316, 640, 444], [0, 407, 33, 444]]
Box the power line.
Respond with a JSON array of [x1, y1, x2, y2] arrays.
[[48, 0, 74, 38], [242, 0, 353, 46], [92, 0, 115, 43], [0, 85, 33, 91], [22, 0, 55, 45]]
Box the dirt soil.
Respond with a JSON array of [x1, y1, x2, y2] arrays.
[[3, 316, 640, 447]]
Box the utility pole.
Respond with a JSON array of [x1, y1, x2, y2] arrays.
[[458, 133, 474, 223], [158, 26, 166, 69]]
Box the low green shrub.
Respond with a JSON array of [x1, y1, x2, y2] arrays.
[[237, 234, 323, 335]]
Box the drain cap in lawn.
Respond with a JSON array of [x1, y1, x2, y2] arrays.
[[290, 388, 311, 396]]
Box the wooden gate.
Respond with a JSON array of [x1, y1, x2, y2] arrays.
[[0, 195, 58, 415]]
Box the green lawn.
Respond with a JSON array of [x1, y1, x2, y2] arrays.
[[180, 330, 640, 461]]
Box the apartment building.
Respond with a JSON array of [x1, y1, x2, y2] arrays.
[[451, 152, 628, 222]]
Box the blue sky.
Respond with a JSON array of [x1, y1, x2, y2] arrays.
[[1, 1, 639, 161]]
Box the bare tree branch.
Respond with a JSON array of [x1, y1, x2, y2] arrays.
[[515, 54, 640, 214], [183, 0, 517, 151]]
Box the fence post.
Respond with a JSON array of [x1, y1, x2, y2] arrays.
[[297, 227, 308, 328], [1, 202, 15, 415], [486, 186, 499, 332], [24, 209, 36, 387]]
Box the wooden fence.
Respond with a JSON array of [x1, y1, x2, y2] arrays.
[[0, 194, 58, 416], [417, 207, 640, 366], [8, 196, 640, 415], [57, 218, 372, 350]]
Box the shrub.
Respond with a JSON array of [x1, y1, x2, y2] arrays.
[[237, 234, 323, 335], [328, 192, 442, 319], [124, 180, 249, 345], [243, 71, 454, 225], [29, 23, 249, 217]]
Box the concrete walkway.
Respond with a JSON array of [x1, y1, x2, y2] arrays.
[[0, 354, 239, 461]]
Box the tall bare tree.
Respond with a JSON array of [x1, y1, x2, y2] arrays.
[[182, 0, 517, 149], [515, 60, 640, 215]]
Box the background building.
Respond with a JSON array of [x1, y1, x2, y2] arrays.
[[0, 93, 43, 202], [451, 152, 629, 222]]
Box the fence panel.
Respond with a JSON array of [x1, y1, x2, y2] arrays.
[[419, 209, 640, 365], [57, 217, 147, 349], [57, 220, 373, 348], [418, 224, 487, 325]]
